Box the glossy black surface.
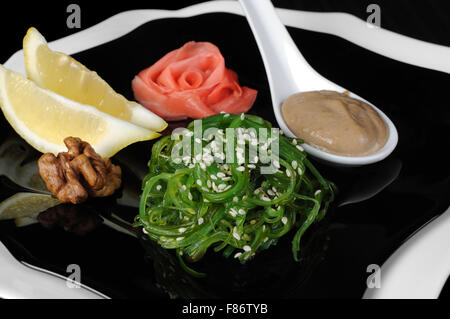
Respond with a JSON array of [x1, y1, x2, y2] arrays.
[[0, 13, 449, 298]]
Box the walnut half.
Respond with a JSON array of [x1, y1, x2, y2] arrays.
[[38, 137, 122, 204]]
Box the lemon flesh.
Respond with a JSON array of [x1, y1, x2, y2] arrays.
[[0, 64, 159, 158], [0, 192, 60, 220], [23, 27, 167, 132]]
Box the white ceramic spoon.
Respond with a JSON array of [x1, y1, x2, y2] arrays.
[[239, 0, 398, 166], [0, 241, 108, 299]]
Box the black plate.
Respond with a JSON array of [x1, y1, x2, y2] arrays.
[[1, 12, 449, 299]]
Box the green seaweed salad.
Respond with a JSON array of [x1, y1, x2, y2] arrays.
[[136, 113, 335, 277]]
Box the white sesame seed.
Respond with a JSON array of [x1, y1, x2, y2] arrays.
[[176, 237, 184, 241], [224, 113, 230, 118], [204, 198, 209, 202], [314, 190, 322, 196], [156, 185, 162, 191], [188, 164, 195, 169], [198, 218, 204, 225], [182, 185, 187, 191], [240, 113, 245, 120], [296, 145, 305, 152], [233, 196, 238, 202], [222, 177, 231, 181], [234, 252, 242, 258], [229, 209, 237, 217], [298, 168, 303, 175], [267, 189, 275, 196], [291, 161, 298, 169], [218, 183, 226, 190], [217, 172, 226, 178], [273, 160, 280, 168], [202, 187, 209, 192], [292, 139, 297, 145], [261, 196, 270, 202], [247, 164, 256, 169], [233, 232, 241, 240], [196, 179, 202, 186], [254, 189, 260, 195], [238, 209, 245, 215], [211, 174, 217, 180], [243, 245, 251, 252], [142, 228, 148, 234], [188, 193, 193, 201], [236, 166, 245, 172], [178, 227, 186, 233], [200, 162, 206, 170], [281, 217, 288, 225], [286, 169, 292, 177]]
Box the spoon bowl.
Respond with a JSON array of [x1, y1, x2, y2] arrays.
[[239, 0, 398, 166]]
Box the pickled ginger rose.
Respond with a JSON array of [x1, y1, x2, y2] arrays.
[[132, 41, 257, 121]]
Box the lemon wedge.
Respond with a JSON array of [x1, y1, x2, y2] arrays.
[[0, 192, 60, 221], [15, 216, 39, 228], [23, 27, 167, 132], [0, 64, 159, 158]]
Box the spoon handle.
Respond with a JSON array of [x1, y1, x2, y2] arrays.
[[239, 0, 320, 102]]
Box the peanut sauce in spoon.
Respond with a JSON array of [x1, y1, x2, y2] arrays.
[[281, 90, 388, 157]]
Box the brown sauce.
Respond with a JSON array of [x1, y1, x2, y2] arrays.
[[281, 90, 388, 157]]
